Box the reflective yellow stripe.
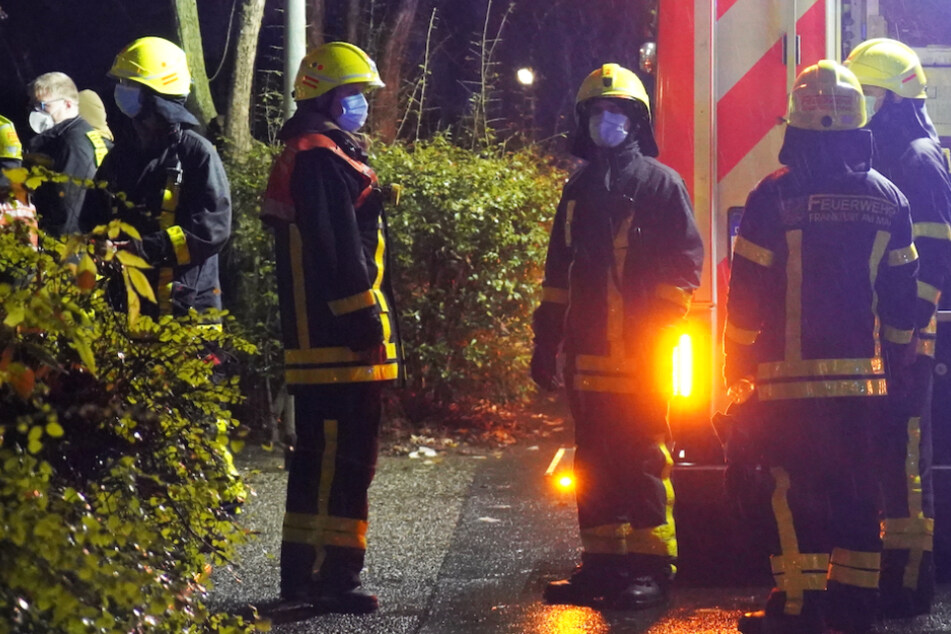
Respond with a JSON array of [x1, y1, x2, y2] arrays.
[[758, 378, 887, 400], [883, 517, 935, 535], [775, 572, 828, 592], [580, 521, 677, 557], [888, 243, 918, 266], [166, 225, 190, 266], [923, 313, 938, 335], [756, 357, 883, 380], [286, 363, 399, 384], [542, 286, 569, 304], [913, 222, 951, 241], [771, 553, 830, 574], [770, 467, 811, 616], [285, 344, 398, 365], [725, 321, 759, 345], [882, 533, 934, 551], [869, 231, 890, 359], [85, 130, 108, 167], [372, 225, 386, 290], [918, 281, 941, 306], [157, 267, 173, 315], [830, 548, 880, 570], [564, 200, 575, 247], [785, 231, 803, 362], [828, 548, 880, 589], [734, 236, 775, 267], [883, 325, 915, 345], [655, 284, 693, 311], [328, 290, 376, 316], [289, 225, 310, 348]]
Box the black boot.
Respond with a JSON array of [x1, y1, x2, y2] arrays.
[[315, 546, 378, 614], [738, 589, 826, 634], [606, 574, 667, 609], [544, 553, 620, 606]]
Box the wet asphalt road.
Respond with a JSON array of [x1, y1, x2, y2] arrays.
[[210, 430, 951, 633]]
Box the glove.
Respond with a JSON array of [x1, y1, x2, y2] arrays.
[[339, 307, 384, 352], [530, 344, 560, 391]]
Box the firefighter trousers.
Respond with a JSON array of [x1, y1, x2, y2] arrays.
[[280, 382, 383, 594], [568, 386, 676, 576], [758, 398, 883, 631], [876, 356, 935, 615]]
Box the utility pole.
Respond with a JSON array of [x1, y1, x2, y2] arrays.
[[284, 0, 307, 118]]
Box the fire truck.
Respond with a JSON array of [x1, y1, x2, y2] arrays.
[[588, 0, 951, 583]]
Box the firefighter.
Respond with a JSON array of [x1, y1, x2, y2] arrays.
[[531, 63, 704, 609], [0, 115, 38, 247], [726, 60, 918, 634], [845, 38, 951, 620], [79, 36, 232, 319], [261, 41, 400, 613], [25, 72, 112, 236]]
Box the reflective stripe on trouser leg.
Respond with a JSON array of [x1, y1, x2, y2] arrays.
[[828, 548, 880, 589], [882, 416, 934, 590], [769, 466, 828, 616], [580, 437, 676, 558]]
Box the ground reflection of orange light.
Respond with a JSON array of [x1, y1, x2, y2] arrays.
[[531, 605, 609, 634]]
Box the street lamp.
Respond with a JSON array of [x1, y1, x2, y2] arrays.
[[516, 67, 535, 86]]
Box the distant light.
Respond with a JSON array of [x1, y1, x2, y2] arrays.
[[516, 67, 535, 86]]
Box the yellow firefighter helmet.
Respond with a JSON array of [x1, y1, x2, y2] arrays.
[[0, 115, 22, 161], [575, 63, 651, 118], [787, 60, 867, 131], [294, 42, 384, 101], [844, 38, 927, 99], [109, 37, 192, 97]]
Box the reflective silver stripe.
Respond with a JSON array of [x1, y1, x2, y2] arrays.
[[734, 236, 775, 267]]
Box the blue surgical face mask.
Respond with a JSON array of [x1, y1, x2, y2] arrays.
[[336, 93, 369, 132], [114, 84, 144, 119], [588, 110, 630, 148]]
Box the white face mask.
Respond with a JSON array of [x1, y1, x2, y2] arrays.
[[863, 95, 880, 118], [588, 110, 630, 148], [29, 110, 55, 134]]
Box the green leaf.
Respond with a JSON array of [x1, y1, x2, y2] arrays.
[[116, 250, 151, 269]]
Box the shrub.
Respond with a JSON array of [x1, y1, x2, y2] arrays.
[[0, 211, 258, 632], [371, 135, 566, 414]]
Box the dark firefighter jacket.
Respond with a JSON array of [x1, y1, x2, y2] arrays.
[[80, 127, 231, 316], [534, 137, 704, 394], [868, 98, 951, 358], [724, 127, 919, 401], [27, 115, 112, 236], [262, 109, 400, 388]]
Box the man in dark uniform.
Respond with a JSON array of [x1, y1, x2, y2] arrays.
[[261, 41, 400, 614], [531, 62, 704, 609], [846, 39, 951, 619], [27, 72, 112, 236], [80, 37, 231, 319], [727, 60, 918, 634]]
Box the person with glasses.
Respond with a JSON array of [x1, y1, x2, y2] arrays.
[[26, 72, 112, 236]]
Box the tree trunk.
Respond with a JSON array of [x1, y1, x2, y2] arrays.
[[171, 0, 218, 127], [346, 0, 360, 44], [307, 0, 325, 49], [374, 0, 420, 143], [223, 0, 267, 161]]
